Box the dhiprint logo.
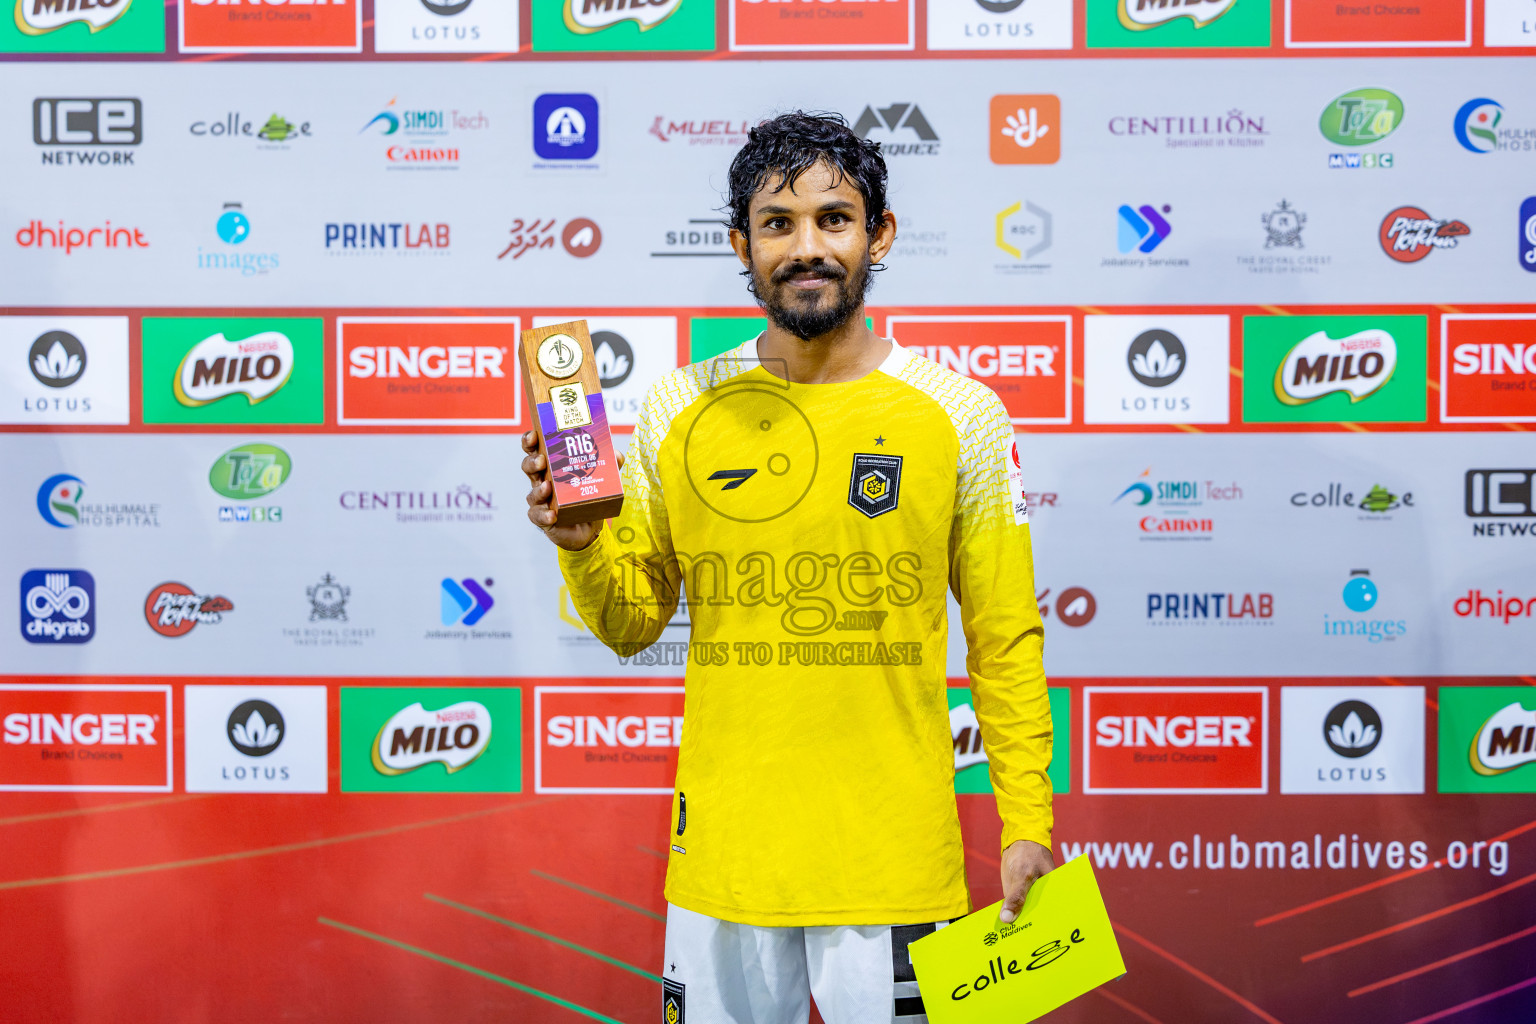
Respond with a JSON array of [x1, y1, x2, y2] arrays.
[[29, 330, 86, 388], [1324, 569, 1407, 644], [174, 330, 293, 407], [1324, 700, 1381, 758], [143, 582, 233, 637], [533, 93, 599, 162], [20, 570, 94, 644], [1453, 588, 1535, 625], [1380, 207, 1470, 263], [852, 103, 940, 156], [14, 219, 148, 255], [1085, 686, 1268, 795], [1281, 687, 1424, 795], [989, 95, 1059, 164], [32, 98, 141, 166], [1274, 328, 1397, 404], [440, 577, 494, 626], [1453, 98, 1503, 154], [1126, 329, 1184, 387], [1117, 203, 1171, 253], [227, 699, 283, 756], [1118, 0, 1234, 30]]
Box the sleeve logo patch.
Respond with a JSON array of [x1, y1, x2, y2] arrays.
[[662, 979, 686, 1024], [848, 453, 903, 518], [1007, 440, 1030, 525]]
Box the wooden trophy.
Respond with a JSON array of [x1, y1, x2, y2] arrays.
[[520, 320, 625, 524]]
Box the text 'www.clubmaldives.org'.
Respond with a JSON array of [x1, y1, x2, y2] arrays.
[[1058, 834, 1511, 876]]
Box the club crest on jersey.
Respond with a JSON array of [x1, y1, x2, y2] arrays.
[[848, 453, 902, 518], [662, 978, 686, 1024]]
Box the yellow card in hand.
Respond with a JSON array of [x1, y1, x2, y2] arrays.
[[908, 855, 1126, 1024]]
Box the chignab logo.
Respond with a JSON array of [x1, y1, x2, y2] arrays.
[[1320, 89, 1403, 147], [209, 443, 291, 499], [564, 0, 679, 33], [1118, 0, 1233, 30], [371, 700, 491, 775], [1274, 329, 1397, 405], [15, 0, 132, 34], [1453, 98, 1502, 154], [174, 331, 294, 407], [1470, 702, 1536, 776]]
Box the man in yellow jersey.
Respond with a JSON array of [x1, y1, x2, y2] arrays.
[[521, 111, 1054, 1024]]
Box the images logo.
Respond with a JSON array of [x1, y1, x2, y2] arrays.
[[853, 103, 940, 156], [1440, 688, 1536, 793], [340, 686, 521, 793], [0, 685, 171, 792], [29, 330, 86, 388], [20, 569, 94, 644], [990, 94, 1059, 165], [1118, 0, 1233, 30], [565, 0, 680, 33], [1243, 315, 1427, 424], [32, 98, 141, 165], [198, 202, 279, 277], [1453, 98, 1502, 154], [533, 93, 599, 162], [1325, 569, 1406, 644], [1274, 328, 1396, 404], [143, 582, 232, 637], [1117, 204, 1171, 253], [1320, 88, 1402, 146], [189, 112, 312, 146], [1380, 207, 1469, 263], [441, 577, 494, 625], [1085, 686, 1267, 794], [141, 317, 323, 425]]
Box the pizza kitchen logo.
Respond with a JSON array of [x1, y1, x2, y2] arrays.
[[1118, 0, 1234, 31], [1273, 329, 1396, 405], [564, 0, 680, 33], [1379, 206, 1469, 263], [143, 581, 233, 637]]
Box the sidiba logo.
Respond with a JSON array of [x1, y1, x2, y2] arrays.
[[209, 443, 290, 498], [1379, 207, 1470, 263], [1117, 204, 1171, 253], [1274, 329, 1397, 405], [15, 0, 133, 34], [143, 582, 233, 638], [174, 330, 294, 407], [1118, 0, 1234, 31], [227, 699, 283, 756], [564, 0, 680, 33], [20, 570, 94, 644], [1320, 88, 1403, 146], [28, 330, 86, 388], [372, 700, 491, 775], [1453, 98, 1502, 154], [441, 577, 494, 626], [1323, 700, 1382, 759]]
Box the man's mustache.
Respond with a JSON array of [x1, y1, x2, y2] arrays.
[[772, 260, 848, 285]]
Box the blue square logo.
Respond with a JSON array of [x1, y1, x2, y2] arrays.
[[1520, 196, 1536, 273], [21, 569, 95, 644], [533, 93, 599, 161]]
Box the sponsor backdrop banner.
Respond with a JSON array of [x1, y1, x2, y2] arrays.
[[1, 4, 1534, 1023]]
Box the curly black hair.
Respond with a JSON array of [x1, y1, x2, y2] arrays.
[[725, 111, 889, 238]]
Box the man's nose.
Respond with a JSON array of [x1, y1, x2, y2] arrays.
[[785, 218, 832, 265]]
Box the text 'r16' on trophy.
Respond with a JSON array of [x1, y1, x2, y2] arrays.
[[520, 320, 626, 524]]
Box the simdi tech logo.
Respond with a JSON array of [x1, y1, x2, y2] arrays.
[[533, 0, 714, 52], [338, 317, 522, 426], [140, 317, 323, 425], [730, 0, 914, 52], [1086, 0, 1269, 48], [2, 316, 130, 425], [948, 686, 1071, 795], [373, 0, 520, 52], [1, 0, 165, 52], [1241, 315, 1427, 424], [179, 0, 362, 53], [0, 685, 172, 792], [1321, 87, 1401, 169], [32, 97, 141, 166], [887, 315, 1071, 425], [20, 569, 94, 644], [1084, 686, 1268, 794], [340, 687, 521, 793], [1439, 687, 1536, 793]]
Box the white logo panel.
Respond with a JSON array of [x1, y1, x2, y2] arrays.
[[374, 0, 520, 53], [184, 685, 329, 793], [1280, 686, 1424, 795], [0, 316, 129, 425], [1084, 314, 1231, 425]]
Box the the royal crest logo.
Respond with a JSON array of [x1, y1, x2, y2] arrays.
[[371, 700, 491, 775], [15, 0, 133, 34], [1118, 0, 1234, 31], [174, 331, 294, 407], [563, 0, 679, 34], [1379, 206, 1470, 263], [1274, 329, 1397, 405], [847, 453, 902, 519], [1470, 702, 1536, 776]]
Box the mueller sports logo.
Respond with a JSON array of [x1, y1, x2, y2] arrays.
[[1085, 687, 1267, 794], [648, 117, 750, 146], [144, 582, 233, 637], [1146, 591, 1272, 625], [536, 686, 685, 793], [853, 103, 939, 156], [1453, 589, 1534, 625], [33, 99, 141, 166], [1274, 329, 1396, 405], [174, 331, 293, 407], [338, 318, 520, 426], [1470, 702, 1536, 776], [371, 700, 491, 775], [1117, 0, 1234, 31], [1465, 470, 1535, 539], [20, 569, 94, 644], [1442, 316, 1536, 422], [15, 0, 133, 34], [564, 0, 680, 33], [325, 222, 450, 253], [1380, 207, 1469, 263], [0, 685, 172, 792]]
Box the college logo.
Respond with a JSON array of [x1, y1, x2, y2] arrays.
[[731, 0, 913, 51], [1325, 569, 1407, 643], [533, 93, 599, 162], [1289, 481, 1413, 517], [143, 582, 233, 637], [1118, 0, 1233, 30], [1453, 588, 1534, 625], [184, 685, 328, 792], [1280, 687, 1425, 794], [852, 103, 940, 156], [340, 687, 521, 793], [889, 316, 1071, 424], [1242, 315, 1427, 423], [990, 95, 1059, 164], [535, 686, 685, 792], [20, 569, 94, 644], [32, 98, 141, 165], [4, 316, 130, 424], [198, 202, 279, 277], [180, 0, 362, 53], [1465, 470, 1534, 540], [0, 685, 171, 792], [1380, 206, 1469, 262], [847, 453, 902, 518], [1116, 203, 1171, 253], [141, 317, 323, 425], [1085, 687, 1267, 794], [1439, 688, 1536, 793], [1084, 315, 1228, 424], [949, 686, 1072, 794], [338, 317, 520, 426]]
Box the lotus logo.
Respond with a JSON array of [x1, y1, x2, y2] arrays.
[[1275, 329, 1397, 405], [15, 0, 133, 34], [421, 0, 473, 13], [227, 699, 284, 757], [1471, 702, 1536, 776], [593, 330, 633, 388], [1118, 0, 1234, 30], [1126, 329, 1186, 387], [1323, 700, 1382, 758], [1452, 98, 1501, 154], [372, 701, 491, 775], [174, 331, 295, 407], [28, 331, 86, 388], [563, 0, 680, 34]]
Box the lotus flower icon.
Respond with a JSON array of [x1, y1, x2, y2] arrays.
[[227, 699, 285, 756], [1328, 711, 1376, 751], [1131, 339, 1181, 382], [34, 340, 82, 384], [1125, 329, 1187, 387], [233, 709, 280, 750], [1323, 700, 1383, 758]]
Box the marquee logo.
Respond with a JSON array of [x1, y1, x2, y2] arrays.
[[174, 330, 293, 407], [1118, 0, 1234, 31], [1085, 686, 1267, 794], [1274, 329, 1396, 405], [1470, 702, 1536, 776], [565, 0, 680, 33], [0, 685, 171, 792], [1380, 206, 1469, 263], [20, 569, 94, 644], [143, 581, 232, 637], [15, 0, 132, 34], [372, 700, 490, 775], [853, 103, 940, 156]]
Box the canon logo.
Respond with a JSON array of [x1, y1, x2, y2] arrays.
[[1095, 715, 1253, 748], [348, 345, 505, 379], [4, 712, 157, 745], [546, 715, 682, 748], [910, 344, 1056, 379]]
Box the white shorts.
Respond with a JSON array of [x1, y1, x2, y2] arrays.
[[661, 902, 955, 1024]]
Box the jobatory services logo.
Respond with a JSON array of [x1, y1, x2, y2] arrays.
[[1241, 315, 1427, 423], [140, 317, 323, 425], [730, 0, 914, 51], [183, 685, 328, 792], [535, 686, 685, 793], [0, 685, 171, 792], [2, 0, 165, 52], [1109, 203, 1180, 266], [533, 93, 600, 165], [197, 202, 280, 277], [1106, 107, 1267, 149], [1321, 87, 1401, 168], [926, 0, 1073, 49], [340, 687, 521, 793], [852, 103, 940, 156], [1453, 587, 1534, 626], [179, 0, 362, 53], [948, 686, 1071, 795], [1084, 686, 1268, 795], [1379, 206, 1470, 262], [14, 218, 148, 255], [37, 473, 161, 529], [1280, 687, 1425, 795], [1439, 688, 1536, 793], [189, 110, 312, 148], [1325, 569, 1407, 644], [1465, 469, 1535, 539], [338, 317, 521, 426], [533, 0, 713, 52], [990, 95, 1059, 164], [20, 570, 94, 645], [1083, 315, 1229, 424], [210, 442, 289, 523], [32, 98, 141, 165], [1087, 0, 1269, 48], [373, 0, 519, 52], [143, 582, 233, 638], [1111, 467, 1242, 541], [1145, 590, 1273, 626], [887, 315, 1071, 424], [429, 575, 508, 640], [1440, 315, 1536, 422], [2, 316, 129, 424]]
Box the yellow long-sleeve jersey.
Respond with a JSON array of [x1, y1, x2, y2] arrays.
[[557, 338, 1052, 926]]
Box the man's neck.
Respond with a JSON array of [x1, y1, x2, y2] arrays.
[[755, 311, 892, 385]]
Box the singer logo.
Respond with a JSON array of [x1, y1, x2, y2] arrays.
[[1085, 686, 1267, 794], [1441, 316, 1536, 423], [1274, 329, 1396, 405], [337, 318, 521, 425], [730, 0, 913, 51], [371, 700, 491, 775], [180, 0, 362, 52], [0, 685, 172, 792], [536, 686, 685, 793], [888, 316, 1071, 424]]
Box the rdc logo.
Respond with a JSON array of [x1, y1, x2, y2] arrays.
[[20, 569, 95, 644]]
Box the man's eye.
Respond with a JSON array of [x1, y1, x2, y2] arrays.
[[765, 217, 789, 230], [824, 214, 849, 226]]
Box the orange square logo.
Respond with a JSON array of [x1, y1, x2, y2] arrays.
[[180, 0, 362, 52], [990, 94, 1060, 165], [338, 317, 522, 426]]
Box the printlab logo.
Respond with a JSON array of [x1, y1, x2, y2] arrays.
[[533, 93, 599, 163], [143, 582, 233, 638], [20, 570, 94, 645], [1280, 687, 1424, 794], [36, 473, 162, 529], [498, 217, 601, 259], [29, 330, 86, 388], [32, 98, 141, 166], [197, 202, 280, 277], [852, 103, 940, 156], [994, 202, 1052, 270], [989, 95, 1059, 164], [1323, 569, 1407, 644], [189, 112, 312, 148], [1379, 207, 1470, 263], [1116, 203, 1171, 253], [1125, 329, 1184, 387]]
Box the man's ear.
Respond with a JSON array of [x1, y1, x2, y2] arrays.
[[869, 209, 897, 264], [729, 227, 752, 270]]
